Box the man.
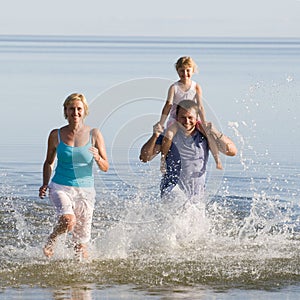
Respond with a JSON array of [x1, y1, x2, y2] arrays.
[[140, 100, 237, 199]]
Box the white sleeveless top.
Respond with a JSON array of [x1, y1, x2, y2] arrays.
[[169, 81, 197, 124]]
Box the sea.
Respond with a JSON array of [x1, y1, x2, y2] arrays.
[[0, 35, 300, 299]]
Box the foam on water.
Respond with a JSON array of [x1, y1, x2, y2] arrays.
[[1, 180, 299, 289]]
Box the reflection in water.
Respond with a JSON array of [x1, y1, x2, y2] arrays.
[[53, 285, 92, 300]]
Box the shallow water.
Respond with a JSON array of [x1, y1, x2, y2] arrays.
[[1, 158, 299, 299], [0, 35, 300, 299]]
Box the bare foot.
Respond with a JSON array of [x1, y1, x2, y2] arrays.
[[74, 243, 88, 261], [43, 238, 56, 258], [216, 161, 223, 170]]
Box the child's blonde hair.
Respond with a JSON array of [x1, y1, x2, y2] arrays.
[[175, 56, 198, 73]]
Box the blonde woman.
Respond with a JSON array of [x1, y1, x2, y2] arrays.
[[39, 93, 109, 259]]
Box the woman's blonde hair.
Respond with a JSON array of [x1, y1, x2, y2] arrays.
[[175, 56, 198, 73], [63, 93, 89, 119]]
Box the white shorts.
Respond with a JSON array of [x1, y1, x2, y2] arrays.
[[48, 182, 96, 244]]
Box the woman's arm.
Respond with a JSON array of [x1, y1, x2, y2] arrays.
[[39, 129, 58, 199], [90, 128, 109, 172]]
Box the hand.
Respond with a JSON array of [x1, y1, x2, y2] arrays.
[[39, 185, 48, 199], [89, 146, 101, 162], [153, 122, 164, 136]]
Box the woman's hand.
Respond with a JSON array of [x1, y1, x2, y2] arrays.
[[89, 146, 101, 162], [39, 185, 48, 199]]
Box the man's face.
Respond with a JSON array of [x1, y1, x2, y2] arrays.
[[176, 107, 197, 134]]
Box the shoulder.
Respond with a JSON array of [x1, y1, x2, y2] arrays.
[[49, 128, 59, 139], [166, 84, 176, 102], [168, 83, 176, 93], [47, 128, 59, 147], [90, 127, 102, 138], [90, 128, 105, 144], [195, 82, 202, 93]]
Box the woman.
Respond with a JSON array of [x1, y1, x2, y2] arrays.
[[39, 93, 109, 259]]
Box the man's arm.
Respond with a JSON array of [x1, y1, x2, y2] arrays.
[[200, 122, 238, 157], [217, 134, 237, 156], [139, 123, 163, 162]]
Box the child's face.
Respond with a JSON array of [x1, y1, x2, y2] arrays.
[[177, 66, 194, 80]]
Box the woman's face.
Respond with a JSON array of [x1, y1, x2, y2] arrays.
[[65, 100, 86, 124]]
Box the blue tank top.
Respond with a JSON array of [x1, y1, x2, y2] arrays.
[[157, 129, 209, 197], [51, 129, 94, 187]]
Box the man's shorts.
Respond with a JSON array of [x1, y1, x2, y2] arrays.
[[48, 182, 96, 244]]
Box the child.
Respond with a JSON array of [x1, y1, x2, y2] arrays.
[[158, 56, 223, 173]]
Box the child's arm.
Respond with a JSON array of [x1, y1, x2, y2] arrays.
[[159, 85, 175, 126], [139, 123, 164, 162], [195, 84, 206, 124]]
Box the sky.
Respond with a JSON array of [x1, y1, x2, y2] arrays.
[[1, 0, 300, 37]]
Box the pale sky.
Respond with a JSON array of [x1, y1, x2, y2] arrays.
[[1, 0, 299, 37]]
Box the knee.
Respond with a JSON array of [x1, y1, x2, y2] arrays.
[[60, 214, 76, 232]]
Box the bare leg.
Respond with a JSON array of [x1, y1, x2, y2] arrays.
[[201, 122, 223, 170], [206, 134, 223, 170], [208, 123, 237, 156], [161, 123, 178, 173], [198, 121, 237, 158], [43, 214, 75, 258], [74, 243, 88, 260]]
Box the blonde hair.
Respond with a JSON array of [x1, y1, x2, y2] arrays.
[[175, 56, 198, 73], [63, 93, 89, 119]]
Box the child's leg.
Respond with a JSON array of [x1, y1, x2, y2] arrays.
[[201, 122, 237, 158], [209, 124, 237, 156], [206, 134, 223, 170], [202, 122, 223, 170], [160, 123, 178, 173]]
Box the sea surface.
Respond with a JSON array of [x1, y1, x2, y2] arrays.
[[0, 35, 300, 299]]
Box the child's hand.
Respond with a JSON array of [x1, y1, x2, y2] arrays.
[[196, 120, 202, 131], [153, 122, 164, 136]]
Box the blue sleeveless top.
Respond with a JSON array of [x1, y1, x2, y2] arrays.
[[157, 129, 209, 197], [51, 129, 94, 187]]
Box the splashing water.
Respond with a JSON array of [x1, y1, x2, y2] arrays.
[[1, 80, 300, 290], [1, 176, 299, 290]]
